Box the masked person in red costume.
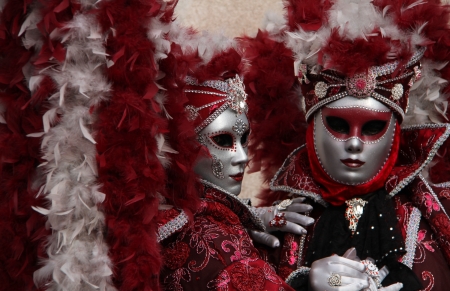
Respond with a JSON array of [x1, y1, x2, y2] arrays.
[[156, 31, 314, 291], [241, 0, 450, 290]]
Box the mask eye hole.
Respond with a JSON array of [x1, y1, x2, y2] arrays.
[[362, 120, 387, 136], [211, 133, 234, 148], [240, 130, 250, 147], [325, 116, 350, 134]]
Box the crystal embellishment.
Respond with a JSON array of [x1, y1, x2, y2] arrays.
[[346, 71, 376, 98], [345, 198, 368, 234], [232, 118, 248, 136], [315, 81, 328, 99], [185, 105, 199, 121], [391, 83, 404, 100], [227, 75, 248, 115]]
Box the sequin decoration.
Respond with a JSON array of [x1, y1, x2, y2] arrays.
[[227, 75, 248, 115], [212, 154, 225, 179], [232, 118, 248, 136], [315, 81, 328, 99], [391, 83, 404, 100], [185, 105, 199, 121], [346, 71, 376, 98], [345, 198, 368, 234]]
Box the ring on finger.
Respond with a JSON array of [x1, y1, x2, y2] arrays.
[[269, 213, 287, 228], [276, 199, 293, 211], [328, 273, 341, 286]]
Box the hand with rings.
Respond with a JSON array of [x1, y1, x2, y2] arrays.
[[248, 197, 314, 248], [309, 248, 370, 291], [309, 248, 403, 291]]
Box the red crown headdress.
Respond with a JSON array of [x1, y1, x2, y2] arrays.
[[301, 47, 424, 121], [184, 74, 248, 133]]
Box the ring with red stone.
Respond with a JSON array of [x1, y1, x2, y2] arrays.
[[269, 213, 287, 228]]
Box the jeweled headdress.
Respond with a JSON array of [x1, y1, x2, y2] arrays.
[[284, 0, 450, 125], [184, 74, 248, 133], [300, 48, 424, 121]]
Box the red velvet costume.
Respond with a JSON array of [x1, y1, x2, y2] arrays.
[[157, 182, 294, 291]]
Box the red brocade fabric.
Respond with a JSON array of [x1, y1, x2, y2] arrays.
[[159, 186, 294, 291], [267, 124, 450, 289]]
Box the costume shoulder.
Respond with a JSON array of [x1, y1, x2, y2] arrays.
[[270, 145, 327, 206]]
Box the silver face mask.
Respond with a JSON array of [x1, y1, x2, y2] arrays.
[[313, 96, 396, 185], [194, 107, 249, 195]]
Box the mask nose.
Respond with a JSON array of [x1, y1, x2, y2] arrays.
[[345, 137, 363, 153], [231, 143, 248, 166]]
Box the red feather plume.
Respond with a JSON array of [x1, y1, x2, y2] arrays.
[[240, 30, 307, 205]]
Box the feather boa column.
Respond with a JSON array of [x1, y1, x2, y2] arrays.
[[95, 1, 177, 290], [25, 0, 116, 290], [0, 1, 49, 290], [149, 20, 202, 214], [239, 29, 306, 206]]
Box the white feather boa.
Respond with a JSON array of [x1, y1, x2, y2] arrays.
[[24, 1, 116, 290]]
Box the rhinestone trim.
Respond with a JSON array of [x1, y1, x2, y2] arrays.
[[314, 113, 395, 186], [186, 76, 229, 92], [433, 181, 450, 188], [195, 102, 230, 133], [325, 104, 391, 113], [371, 92, 405, 120], [157, 209, 189, 242], [371, 47, 426, 77], [389, 123, 450, 197], [199, 179, 266, 232], [184, 89, 227, 97], [269, 145, 328, 207], [304, 47, 426, 120], [391, 84, 404, 100], [320, 110, 394, 144], [402, 207, 421, 269], [419, 174, 450, 219], [297, 233, 307, 269], [305, 91, 348, 121], [285, 267, 311, 285]]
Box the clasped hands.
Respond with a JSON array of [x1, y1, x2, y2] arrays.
[[309, 248, 403, 291], [249, 197, 314, 248]]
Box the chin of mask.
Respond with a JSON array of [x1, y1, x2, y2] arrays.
[[313, 96, 396, 185], [194, 107, 250, 195]]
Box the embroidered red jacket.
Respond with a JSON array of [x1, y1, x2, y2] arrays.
[[157, 181, 294, 291]]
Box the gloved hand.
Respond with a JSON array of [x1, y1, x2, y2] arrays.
[[363, 259, 403, 291], [309, 248, 370, 291], [310, 248, 403, 291], [249, 197, 314, 248]]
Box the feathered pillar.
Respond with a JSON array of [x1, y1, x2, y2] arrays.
[[24, 0, 116, 290], [0, 1, 49, 290], [95, 0, 177, 290]]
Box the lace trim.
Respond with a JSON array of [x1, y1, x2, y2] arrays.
[[199, 179, 266, 232], [157, 210, 189, 243], [285, 266, 311, 285], [389, 123, 450, 197], [402, 207, 421, 269], [270, 145, 328, 207]]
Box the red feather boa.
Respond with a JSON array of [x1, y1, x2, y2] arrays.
[[0, 1, 56, 289], [240, 31, 307, 206], [95, 1, 177, 290]]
